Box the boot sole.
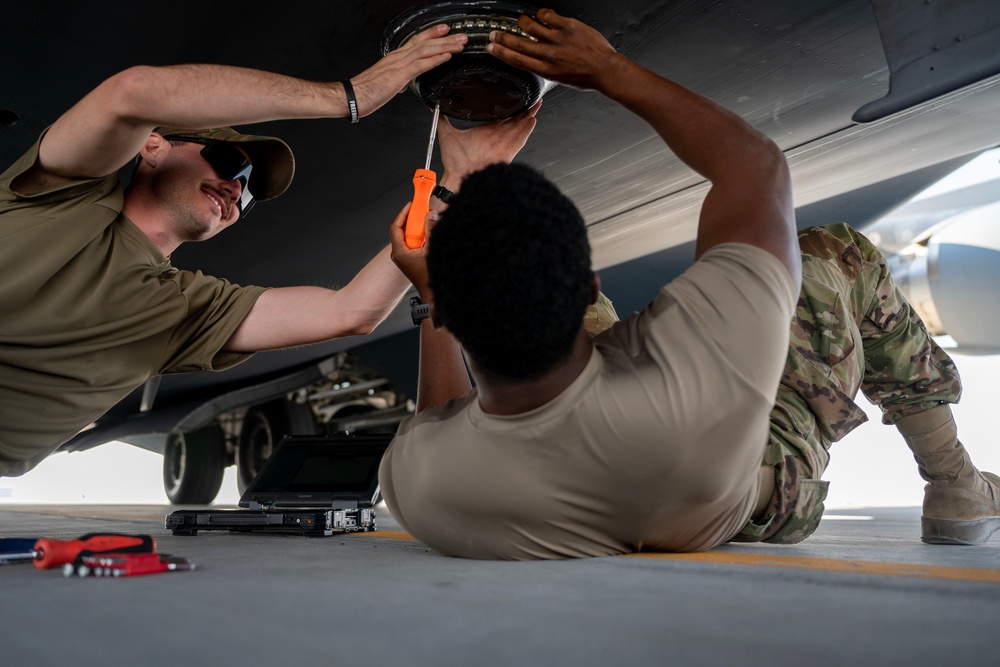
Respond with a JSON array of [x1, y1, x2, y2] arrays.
[[921, 516, 1000, 545]]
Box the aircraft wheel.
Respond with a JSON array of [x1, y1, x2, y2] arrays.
[[162, 425, 226, 504], [237, 399, 318, 492]]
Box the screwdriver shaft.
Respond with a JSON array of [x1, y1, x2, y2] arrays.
[[425, 103, 441, 170]]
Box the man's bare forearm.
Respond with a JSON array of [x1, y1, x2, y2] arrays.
[[36, 26, 468, 183], [488, 9, 799, 283], [224, 245, 410, 352]]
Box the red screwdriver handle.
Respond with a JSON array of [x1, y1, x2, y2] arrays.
[[33, 533, 155, 569], [405, 168, 436, 249]]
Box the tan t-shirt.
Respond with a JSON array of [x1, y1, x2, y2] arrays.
[[0, 137, 267, 476], [379, 244, 797, 559]]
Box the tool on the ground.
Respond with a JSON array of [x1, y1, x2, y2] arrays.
[[31, 533, 156, 570], [404, 102, 441, 249], [0, 538, 44, 565], [64, 552, 195, 578]]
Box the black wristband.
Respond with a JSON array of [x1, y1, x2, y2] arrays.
[[410, 296, 431, 325], [432, 185, 454, 204], [342, 80, 359, 124]]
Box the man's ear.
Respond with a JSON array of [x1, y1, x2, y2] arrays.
[[138, 132, 167, 167], [590, 272, 601, 305]]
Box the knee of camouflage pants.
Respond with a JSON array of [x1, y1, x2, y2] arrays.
[[731, 428, 830, 544], [736, 223, 963, 543], [801, 223, 962, 423]]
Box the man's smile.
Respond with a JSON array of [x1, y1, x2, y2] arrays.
[[202, 186, 230, 219]]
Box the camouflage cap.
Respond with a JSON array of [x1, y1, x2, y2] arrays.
[[154, 126, 295, 201]]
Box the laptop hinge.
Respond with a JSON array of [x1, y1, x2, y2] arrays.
[[247, 500, 275, 510]]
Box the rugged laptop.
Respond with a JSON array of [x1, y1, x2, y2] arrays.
[[165, 433, 391, 537]]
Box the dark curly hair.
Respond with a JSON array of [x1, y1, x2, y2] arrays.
[[427, 163, 593, 380]]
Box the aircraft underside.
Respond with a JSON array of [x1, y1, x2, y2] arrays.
[[3, 0, 999, 500]]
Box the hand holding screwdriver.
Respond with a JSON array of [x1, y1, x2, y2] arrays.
[[404, 103, 441, 249]]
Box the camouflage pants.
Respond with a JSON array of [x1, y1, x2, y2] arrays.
[[732, 223, 962, 544]]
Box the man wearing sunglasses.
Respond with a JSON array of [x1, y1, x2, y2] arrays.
[[0, 24, 535, 478], [161, 135, 259, 217], [124, 127, 293, 249]]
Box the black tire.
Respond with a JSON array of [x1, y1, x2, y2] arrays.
[[237, 399, 318, 492], [162, 425, 226, 504]]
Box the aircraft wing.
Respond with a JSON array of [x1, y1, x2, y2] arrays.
[[3, 0, 1000, 499]]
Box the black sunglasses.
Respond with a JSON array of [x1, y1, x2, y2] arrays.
[[164, 136, 255, 216]]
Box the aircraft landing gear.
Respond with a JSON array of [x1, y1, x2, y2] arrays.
[[157, 352, 410, 505], [236, 399, 318, 493], [162, 425, 226, 504]]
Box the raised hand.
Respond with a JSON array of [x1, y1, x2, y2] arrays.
[[350, 25, 468, 119], [486, 9, 618, 92], [437, 100, 541, 183]]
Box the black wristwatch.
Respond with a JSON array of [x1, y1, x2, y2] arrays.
[[410, 296, 431, 325], [432, 185, 454, 204]]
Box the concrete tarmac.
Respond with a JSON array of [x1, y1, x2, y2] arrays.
[[2, 503, 998, 666]]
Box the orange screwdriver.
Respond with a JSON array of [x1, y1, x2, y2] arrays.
[[404, 102, 441, 249]]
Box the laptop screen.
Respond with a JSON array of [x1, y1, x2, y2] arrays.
[[288, 453, 377, 488], [241, 433, 392, 508]]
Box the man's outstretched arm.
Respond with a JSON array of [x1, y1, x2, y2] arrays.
[[17, 25, 467, 193], [222, 244, 410, 352], [488, 9, 800, 286], [388, 204, 474, 413]]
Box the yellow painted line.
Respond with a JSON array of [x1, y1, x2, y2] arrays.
[[628, 551, 1000, 584], [356, 531, 1000, 583], [365, 530, 416, 541]]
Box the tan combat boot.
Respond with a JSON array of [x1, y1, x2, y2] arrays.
[[896, 404, 1000, 545]]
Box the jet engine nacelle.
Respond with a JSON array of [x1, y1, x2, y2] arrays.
[[888, 202, 1000, 355]]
